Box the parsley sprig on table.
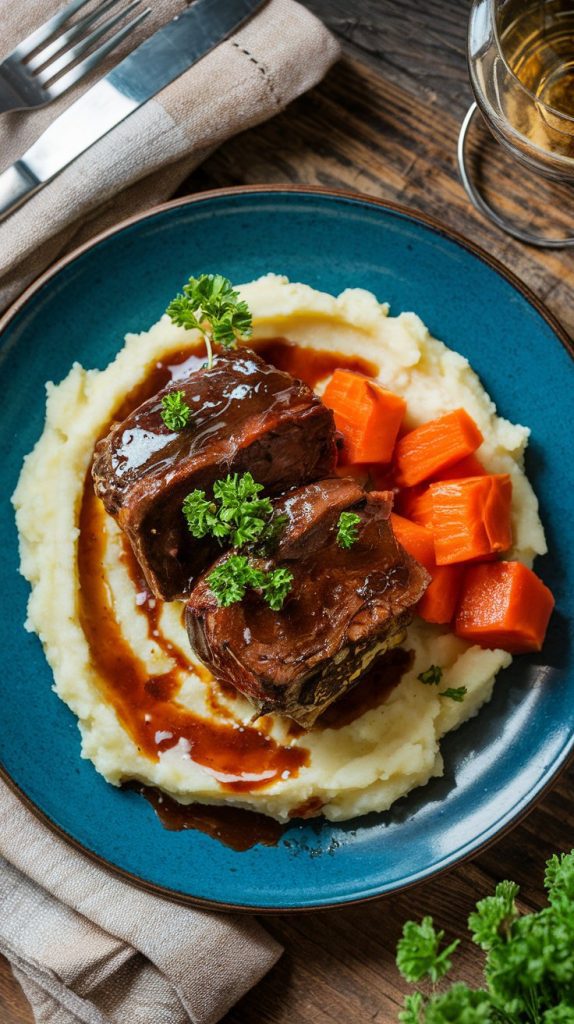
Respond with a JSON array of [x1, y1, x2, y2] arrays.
[[336, 511, 361, 550], [417, 665, 467, 703], [161, 390, 192, 431], [396, 849, 574, 1023], [166, 273, 252, 369], [182, 471, 292, 611]]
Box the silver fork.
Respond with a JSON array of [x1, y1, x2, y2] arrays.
[[0, 0, 150, 114]]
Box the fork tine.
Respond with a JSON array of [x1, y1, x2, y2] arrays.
[[36, 1, 145, 85], [27, 0, 125, 74], [45, 6, 150, 97], [12, 0, 94, 61]]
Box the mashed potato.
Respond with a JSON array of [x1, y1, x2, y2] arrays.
[[12, 275, 546, 822]]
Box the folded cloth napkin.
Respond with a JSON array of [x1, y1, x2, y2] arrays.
[[0, 0, 340, 313], [0, 779, 282, 1024]]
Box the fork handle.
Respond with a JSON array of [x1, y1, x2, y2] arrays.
[[0, 162, 40, 220]]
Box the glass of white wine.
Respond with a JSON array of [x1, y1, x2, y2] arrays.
[[459, 0, 574, 247]]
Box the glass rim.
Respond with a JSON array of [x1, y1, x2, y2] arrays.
[[489, 0, 574, 124]]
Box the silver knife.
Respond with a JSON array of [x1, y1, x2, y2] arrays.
[[0, 0, 266, 219]]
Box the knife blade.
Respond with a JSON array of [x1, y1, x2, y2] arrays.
[[0, 0, 266, 219]]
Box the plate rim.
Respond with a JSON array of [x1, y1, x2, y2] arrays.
[[1, 183, 572, 914]]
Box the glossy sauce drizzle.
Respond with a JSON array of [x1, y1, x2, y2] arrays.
[[126, 783, 285, 850], [255, 338, 377, 388], [77, 337, 396, 832]]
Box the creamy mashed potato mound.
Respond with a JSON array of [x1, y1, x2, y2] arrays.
[[13, 275, 547, 822]]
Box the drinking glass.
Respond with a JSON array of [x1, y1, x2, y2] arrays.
[[459, 0, 574, 247]]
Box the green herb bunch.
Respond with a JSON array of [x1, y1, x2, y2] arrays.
[[182, 471, 292, 611], [183, 472, 286, 550], [396, 849, 574, 1023], [166, 273, 252, 369], [161, 390, 192, 431], [208, 555, 293, 611], [336, 510, 361, 550]]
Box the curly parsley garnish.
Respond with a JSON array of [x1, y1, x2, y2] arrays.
[[182, 472, 282, 549], [336, 511, 361, 550], [397, 917, 459, 985], [208, 555, 293, 611], [161, 390, 192, 431], [183, 472, 292, 611], [260, 567, 294, 611], [396, 849, 574, 1023], [439, 686, 467, 703], [417, 665, 443, 686], [166, 273, 252, 369]]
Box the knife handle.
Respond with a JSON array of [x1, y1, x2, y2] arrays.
[[0, 161, 39, 220]]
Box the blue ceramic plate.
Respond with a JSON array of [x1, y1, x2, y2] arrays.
[[1, 187, 572, 911]]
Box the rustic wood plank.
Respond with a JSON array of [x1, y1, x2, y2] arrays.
[[184, 56, 574, 335], [0, 959, 32, 1024], [3, 1, 573, 1022]]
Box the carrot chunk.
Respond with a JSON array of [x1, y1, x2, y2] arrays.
[[391, 513, 435, 565], [398, 485, 435, 527], [429, 474, 512, 565], [455, 561, 554, 653], [418, 564, 464, 625], [391, 513, 462, 624], [322, 369, 406, 464], [429, 453, 486, 481], [394, 409, 483, 487]]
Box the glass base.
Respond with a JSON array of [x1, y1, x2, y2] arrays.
[[458, 103, 574, 249]]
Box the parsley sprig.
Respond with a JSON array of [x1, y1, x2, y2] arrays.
[[208, 555, 293, 611], [396, 849, 574, 1023], [418, 665, 443, 686], [439, 686, 467, 703], [183, 472, 292, 611], [166, 274, 252, 369], [336, 511, 361, 550], [182, 472, 284, 549], [397, 917, 460, 984], [161, 390, 192, 431], [417, 665, 467, 703]]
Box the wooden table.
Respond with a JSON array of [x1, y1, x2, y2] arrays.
[[2, 1, 573, 1021]]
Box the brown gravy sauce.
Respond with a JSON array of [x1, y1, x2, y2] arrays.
[[77, 337, 405, 839], [126, 783, 285, 850], [254, 337, 377, 388]]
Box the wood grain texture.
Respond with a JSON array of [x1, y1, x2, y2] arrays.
[[2, 0, 573, 1021]]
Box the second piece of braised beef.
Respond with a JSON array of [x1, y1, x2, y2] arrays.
[[185, 478, 430, 727], [92, 349, 337, 600]]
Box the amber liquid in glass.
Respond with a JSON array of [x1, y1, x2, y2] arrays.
[[498, 0, 574, 155]]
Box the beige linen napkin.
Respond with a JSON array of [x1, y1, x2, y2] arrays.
[[0, 779, 282, 1023], [0, 0, 340, 312]]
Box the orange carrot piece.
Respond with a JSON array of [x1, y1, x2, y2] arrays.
[[429, 453, 486, 482], [397, 457, 486, 526], [394, 409, 483, 487], [398, 485, 435, 528], [418, 564, 464, 625], [455, 561, 554, 653], [429, 474, 512, 565], [391, 513, 462, 624], [391, 513, 435, 566], [322, 369, 406, 464]]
